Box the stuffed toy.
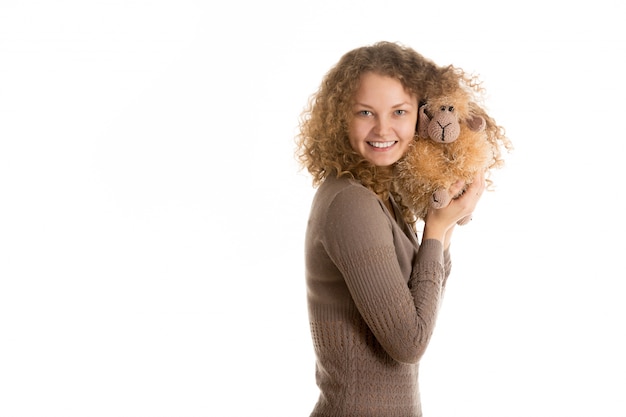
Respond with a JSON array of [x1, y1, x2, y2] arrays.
[[396, 76, 507, 226]]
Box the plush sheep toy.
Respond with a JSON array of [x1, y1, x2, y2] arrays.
[[396, 81, 505, 226]]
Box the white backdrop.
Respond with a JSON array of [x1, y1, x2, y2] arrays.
[[1, 1, 625, 416]]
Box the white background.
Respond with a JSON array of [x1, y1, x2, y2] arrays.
[[1, 1, 625, 416]]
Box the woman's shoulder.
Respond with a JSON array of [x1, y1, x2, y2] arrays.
[[316, 175, 376, 204], [311, 175, 385, 224]]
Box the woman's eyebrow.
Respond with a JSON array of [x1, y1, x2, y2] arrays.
[[352, 101, 415, 108]]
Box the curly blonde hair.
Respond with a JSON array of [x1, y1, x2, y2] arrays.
[[296, 41, 511, 225]]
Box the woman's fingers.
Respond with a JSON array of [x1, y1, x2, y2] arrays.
[[448, 179, 465, 197]]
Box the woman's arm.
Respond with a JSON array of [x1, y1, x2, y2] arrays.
[[323, 184, 448, 364]]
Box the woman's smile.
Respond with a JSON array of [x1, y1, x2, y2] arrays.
[[368, 140, 397, 149]]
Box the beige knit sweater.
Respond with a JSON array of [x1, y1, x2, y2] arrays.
[[305, 175, 452, 417]]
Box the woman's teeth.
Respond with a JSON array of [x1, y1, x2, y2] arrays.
[[368, 141, 395, 149]]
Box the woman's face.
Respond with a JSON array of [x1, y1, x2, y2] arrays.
[[348, 72, 418, 167]]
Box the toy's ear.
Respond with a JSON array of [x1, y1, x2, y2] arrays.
[[417, 105, 431, 138], [468, 115, 486, 132]]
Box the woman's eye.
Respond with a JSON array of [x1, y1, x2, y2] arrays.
[[359, 110, 372, 116], [395, 110, 406, 116]]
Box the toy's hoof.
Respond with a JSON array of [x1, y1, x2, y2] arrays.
[[457, 214, 472, 226], [431, 199, 445, 209], [431, 190, 449, 209]]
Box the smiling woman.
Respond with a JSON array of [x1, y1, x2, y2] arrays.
[[295, 41, 489, 416]]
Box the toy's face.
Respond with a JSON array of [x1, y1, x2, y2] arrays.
[[348, 72, 418, 167]]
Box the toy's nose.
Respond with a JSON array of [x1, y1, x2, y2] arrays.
[[436, 122, 452, 141], [429, 112, 460, 143]]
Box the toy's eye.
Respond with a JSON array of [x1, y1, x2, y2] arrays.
[[448, 106, 454, 112], [440, 106, 446, 112]]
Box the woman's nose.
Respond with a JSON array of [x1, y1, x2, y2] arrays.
[[375, 116, 392, 136]]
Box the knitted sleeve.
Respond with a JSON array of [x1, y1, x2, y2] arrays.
[[443, 248, 452, 287], [323, 185, 446, 364]]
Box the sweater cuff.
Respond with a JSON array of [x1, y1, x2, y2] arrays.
[[418, 239, 444, 264], [412, 239, 445, 285], [443, 247, 451, 268]]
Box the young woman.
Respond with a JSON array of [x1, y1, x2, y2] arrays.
[[296, 41, 501, 416]]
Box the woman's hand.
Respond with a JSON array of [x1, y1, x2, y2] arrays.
[[422, 171, 486, 245]]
